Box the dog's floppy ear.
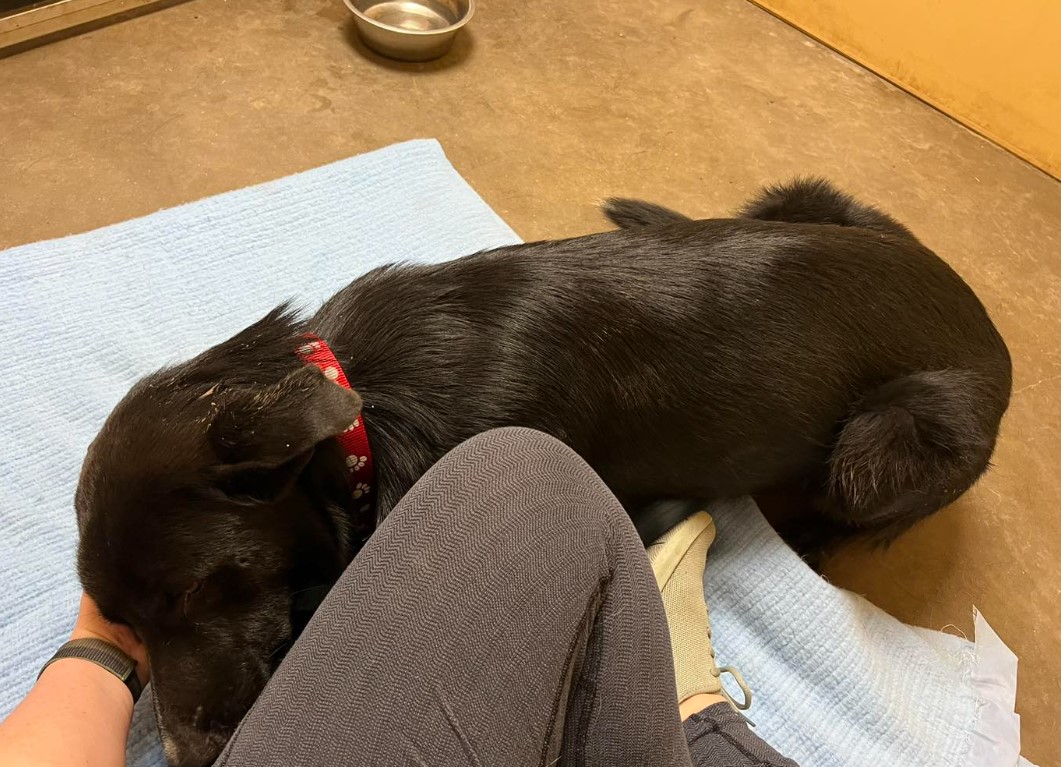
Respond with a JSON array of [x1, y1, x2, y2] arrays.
[[204, 366, 362, 505]]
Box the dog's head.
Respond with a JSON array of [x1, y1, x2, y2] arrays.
[[75, 309, 367, 767]]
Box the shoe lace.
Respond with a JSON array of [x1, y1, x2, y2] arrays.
[[707, 626, 752, 711], [717, 665, 752, 711]]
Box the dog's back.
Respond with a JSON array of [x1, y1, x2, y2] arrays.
[[310, 201, 1008, 548]]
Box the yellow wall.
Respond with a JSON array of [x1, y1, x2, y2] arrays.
[[751, 0, 1061, 180]]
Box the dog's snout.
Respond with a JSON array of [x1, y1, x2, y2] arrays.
[[151, 660, 257, 767], [155, 695, 232, 767], [159, 724, 231, 767], [153, 691, 247, 767]]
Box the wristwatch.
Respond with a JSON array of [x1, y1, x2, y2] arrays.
[[38, 638, 143, 702]]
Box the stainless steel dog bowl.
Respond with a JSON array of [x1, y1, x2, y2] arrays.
[[343, 0, 474, 62]]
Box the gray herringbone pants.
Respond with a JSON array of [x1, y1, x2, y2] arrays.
[[217, 428, 798, 767]]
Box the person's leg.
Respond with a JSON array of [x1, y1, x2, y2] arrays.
[[215, 427, 692, 767], [683, 705, 799, 767]]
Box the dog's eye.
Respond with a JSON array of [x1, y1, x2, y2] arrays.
[[179, 579, 205, 616]]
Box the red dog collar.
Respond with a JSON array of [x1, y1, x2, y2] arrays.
[[296, 336, 375, 514]]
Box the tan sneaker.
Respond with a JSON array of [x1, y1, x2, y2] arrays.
[[646, 511, 751, 710]]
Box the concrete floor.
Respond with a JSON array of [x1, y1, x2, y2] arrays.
[[2, 0, 1059, 761]]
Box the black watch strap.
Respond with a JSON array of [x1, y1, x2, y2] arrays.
[[39, 638, 142, 702]]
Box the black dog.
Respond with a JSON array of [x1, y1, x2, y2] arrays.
[[75, 179, 1010, 766]]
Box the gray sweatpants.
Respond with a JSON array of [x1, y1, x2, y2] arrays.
[[216, 428, 798, 767]]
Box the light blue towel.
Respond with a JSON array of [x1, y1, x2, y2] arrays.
[[0, 140, 1029, 767]]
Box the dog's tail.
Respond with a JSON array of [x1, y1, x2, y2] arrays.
[[822, 368, 1008, 544], [601, 198, 692, 229], [605, 179, 919, 243], [737, 177, 921, 244]]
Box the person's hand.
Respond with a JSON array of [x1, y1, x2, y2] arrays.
[[69, 592, 150, 686]]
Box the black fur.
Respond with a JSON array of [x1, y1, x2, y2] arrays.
[[736, 176, 921, 243], [75, 179, 1011, 766], [601, 197, 692, 228]]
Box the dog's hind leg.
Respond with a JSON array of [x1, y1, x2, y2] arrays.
[[601, 198, 693, 229], [820, 369, 1006, 544], [737, 177, 921, 243]]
